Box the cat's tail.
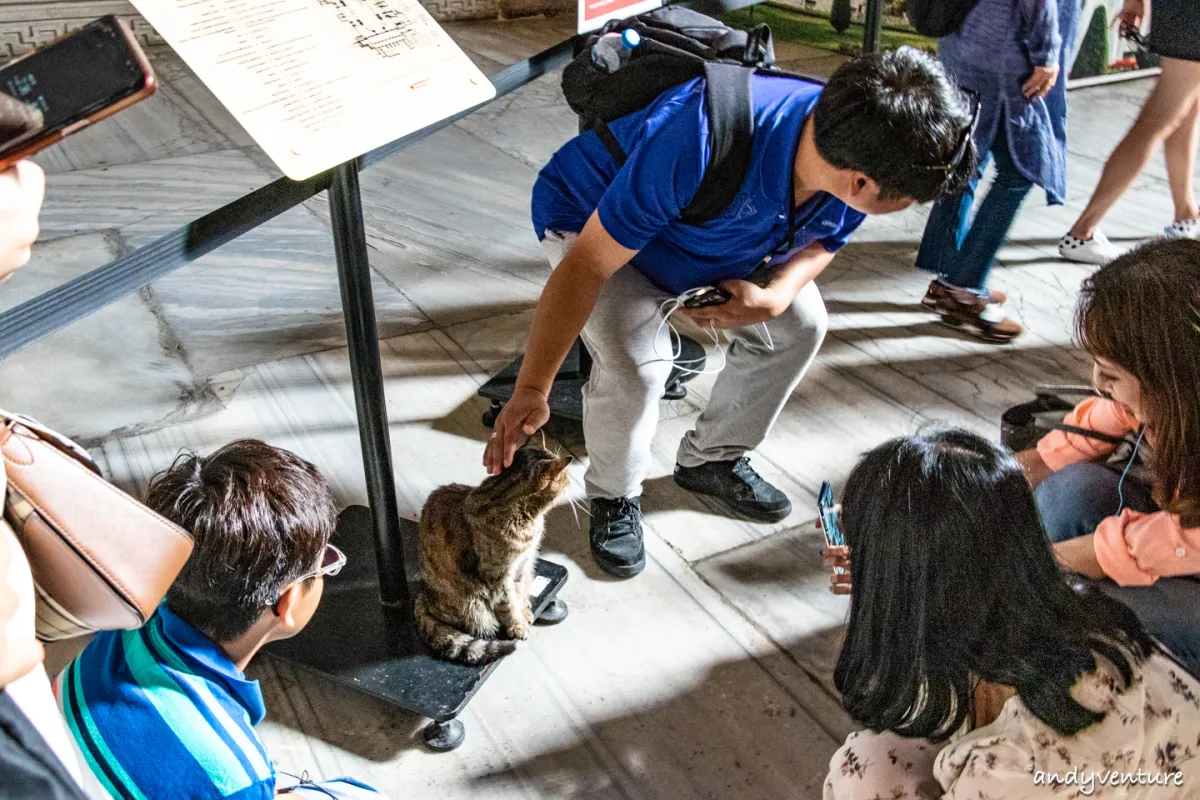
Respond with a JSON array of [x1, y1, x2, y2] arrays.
[[414, 592, 517, 666]]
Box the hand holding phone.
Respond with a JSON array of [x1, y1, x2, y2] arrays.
[[0, 159, 44, 280], [680, 286, 730, 309], [817, 481, 843, 547], [0, 16, 155, 170], [0, 93, 42, 145], [824, 552, 850, 594], [818, 481, 849, 588]]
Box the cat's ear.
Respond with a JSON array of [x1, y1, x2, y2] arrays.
[[549, 455, 573, 474]]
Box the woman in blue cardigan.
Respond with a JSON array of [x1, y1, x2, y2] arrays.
[[915, 0, 1077, 342]]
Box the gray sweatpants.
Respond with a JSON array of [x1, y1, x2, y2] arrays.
[[541, 231, 828, 500]]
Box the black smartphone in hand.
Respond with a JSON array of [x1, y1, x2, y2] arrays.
[[0, 16, 155, 168], [680, 286, 730, 309]]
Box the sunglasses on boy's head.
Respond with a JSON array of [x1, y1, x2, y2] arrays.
[[271, 544, 345, 611], [296, 543, 346, 584]]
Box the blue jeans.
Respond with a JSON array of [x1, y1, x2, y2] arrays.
[[1037, 462, 1200, 676], [916, 122, 1032, 293]]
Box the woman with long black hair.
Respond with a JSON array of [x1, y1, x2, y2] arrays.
[[822, 430, 1200, 799]]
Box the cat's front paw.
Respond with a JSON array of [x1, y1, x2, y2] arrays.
[[521, 603, 535, 626], [507, 620, 531, 640]]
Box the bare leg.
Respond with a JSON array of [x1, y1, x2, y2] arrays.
[[1164, 96, 1200, 222], [1070, 58, 1200, 239]]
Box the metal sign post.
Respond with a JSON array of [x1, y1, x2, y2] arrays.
[[862, 0, 884, 54]]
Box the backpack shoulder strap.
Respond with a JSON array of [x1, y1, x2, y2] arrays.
[[591, 120, 628, 167], [679, 63, 755, 226]]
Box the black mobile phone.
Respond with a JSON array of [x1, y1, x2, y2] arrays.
[[817, 481, 844, 548], [680, 286, 731, 309], [0, 16, 155, 168]]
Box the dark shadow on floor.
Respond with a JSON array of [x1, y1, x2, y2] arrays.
[[823, 299, 928, 314], [252, 655, 430, 762], [462, 631, 852, 800]]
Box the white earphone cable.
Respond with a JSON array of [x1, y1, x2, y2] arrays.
[[645, 291, 778, 377]]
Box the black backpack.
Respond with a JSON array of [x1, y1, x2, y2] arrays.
[[903, 0, 984, 38], [561, 7, 784, 226]]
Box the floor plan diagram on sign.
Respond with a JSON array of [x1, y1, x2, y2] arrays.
[[317, 0, 439, 58]]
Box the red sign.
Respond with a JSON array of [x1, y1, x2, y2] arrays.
[[578, 0, 661, 33]]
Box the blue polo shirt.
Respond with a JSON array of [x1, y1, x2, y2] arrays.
[[532, 73, 866, 295], [58, 605, 275, 800]]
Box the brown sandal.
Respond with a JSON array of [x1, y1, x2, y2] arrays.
[[921, 280, 1022, 343]]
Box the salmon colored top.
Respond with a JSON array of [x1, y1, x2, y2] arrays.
[[1037, 396, 1200, 585]]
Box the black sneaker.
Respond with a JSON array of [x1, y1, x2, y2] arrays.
[[673, 457, 792, 523], [589, 497, 646, 578]]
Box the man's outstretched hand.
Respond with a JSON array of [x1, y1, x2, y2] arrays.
[[483, 386, 550, 475]]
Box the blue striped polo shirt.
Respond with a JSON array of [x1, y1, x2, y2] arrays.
[[56, 605, 275, 800]]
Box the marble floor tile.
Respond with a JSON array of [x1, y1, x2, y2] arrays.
[[20, 152, 423, 422], [1063, 81, 1200, 188], [354, 125, 545, 272], [141, 205, 427, 377], [300, 125, 549, 331], [37, 149, 271, 242], [454, 73, 578, 170], [693, 523, 849, 698], [0, 232, 196, 441], [773, 40, 847, 79]]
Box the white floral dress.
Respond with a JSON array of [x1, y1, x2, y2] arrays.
[[824, 653, 1200, 799]]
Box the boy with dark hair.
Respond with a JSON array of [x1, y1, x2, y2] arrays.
[[484, 47, 978, 578], [56, 440, 358, 800]]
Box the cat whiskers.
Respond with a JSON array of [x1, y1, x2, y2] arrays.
[[561, 470, 591, 528], [563, 493, 591, 528]]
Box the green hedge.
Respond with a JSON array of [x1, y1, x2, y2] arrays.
[[830, 0, 852, 33], [721, 4, 935, 54], [1071, 6, 1109, 79]]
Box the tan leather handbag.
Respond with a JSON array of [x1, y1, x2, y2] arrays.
[[0, 411, 193, 641]]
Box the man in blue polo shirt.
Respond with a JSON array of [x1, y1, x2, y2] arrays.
[[484, 48, 978, 578]]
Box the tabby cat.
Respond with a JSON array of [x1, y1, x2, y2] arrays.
[[415, 445, 571, 665]]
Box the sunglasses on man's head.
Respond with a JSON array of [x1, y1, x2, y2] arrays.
[[923, 89, 981, 174]]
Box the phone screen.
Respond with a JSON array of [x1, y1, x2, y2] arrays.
[[0, 18, 146, 134], [817, 481, 844, 548]]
